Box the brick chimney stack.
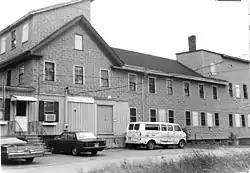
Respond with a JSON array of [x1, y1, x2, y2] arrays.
[[188, 35, 196, 52]]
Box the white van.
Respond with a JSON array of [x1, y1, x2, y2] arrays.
[[125, 122, 187, 150]]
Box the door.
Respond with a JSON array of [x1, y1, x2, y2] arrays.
[[97, 105, 113, 134], [167, 124, 174, 143], [173, 125, 183, 144], [160, 124, 168, 143], [15, 101, 28, 131]]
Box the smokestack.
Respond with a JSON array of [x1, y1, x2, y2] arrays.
[[188, 35, 196, 52]]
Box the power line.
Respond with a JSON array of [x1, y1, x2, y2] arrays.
[[202, 67, 250, 75]]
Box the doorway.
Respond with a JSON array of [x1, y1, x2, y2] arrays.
[[15, 101, 28, 131]]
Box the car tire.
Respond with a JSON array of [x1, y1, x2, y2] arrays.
[[25, 158, 34, 163], [71, 147, 79, 156], [50, 146, 56, 154], [147, 140, 155, 150], [91, 151, 98, 155], [178, 140, 185, 148]]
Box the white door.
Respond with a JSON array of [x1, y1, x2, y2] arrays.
[[15, 101, 28, 131]]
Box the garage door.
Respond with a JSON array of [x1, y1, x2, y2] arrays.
[[97, 105, 113, 134]]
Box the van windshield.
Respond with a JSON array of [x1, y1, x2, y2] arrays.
[[134, 124, 140, 130], [128, 124, 134, 130]]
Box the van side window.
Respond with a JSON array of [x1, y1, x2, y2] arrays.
[[161, 124, 167, 131], [167, 125, 173, 131], [134, 124, 140, 130], [128, 124, 134, 130], [174, 125, 182, 131], [145, 124, 160, 131]]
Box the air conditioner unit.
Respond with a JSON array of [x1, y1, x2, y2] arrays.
[[45, 114, 56, 122]]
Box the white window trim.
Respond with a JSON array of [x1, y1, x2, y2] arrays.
[[198, 83, 205, 99], [168, 109, 175, 123], [73, 65, 85, 85], [1, 37, 6, 54], [18, 63, 24, 84], [129, 107, 137, 122], [200, 111, 206, 126], [212, 85, 219, 100], [22, 23, 29, 43], [235, 84, 241, 98], [166, 79, 174, 96], [148, 76, 156, 94], [74, 34, 83, 50], [128, 73, 137, 91], [183, 81, 191, 97], [149, 108, 157, 122], [185, 110, 191, 126], [44, 61, 56, 82], [42, 122, 57, 126], [100, 69, 110, 88]]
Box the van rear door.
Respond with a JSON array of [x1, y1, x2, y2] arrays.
[[126, 123, 141, 141]]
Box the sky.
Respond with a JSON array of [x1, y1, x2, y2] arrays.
[[0, 0, 249, 60]]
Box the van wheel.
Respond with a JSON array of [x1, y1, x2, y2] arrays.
[[147, 141, 155, 150], [71, 147, 79, 156], [178, 140, 185, 148]]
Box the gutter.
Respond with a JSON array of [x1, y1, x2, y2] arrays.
[[112, 65, 228, 86]]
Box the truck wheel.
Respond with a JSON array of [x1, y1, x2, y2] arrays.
[[91, 151, 98, 155], [50, 146, 56, 153], [25, 158, 34, 163], [147, 141, 155, 150], [71, 147, 79, 156], [178, 140, 185, 148]]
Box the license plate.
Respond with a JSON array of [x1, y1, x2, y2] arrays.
[[94, 143, 99, 147]]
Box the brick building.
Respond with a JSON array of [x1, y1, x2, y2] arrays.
[[0, 1, 249, 146]]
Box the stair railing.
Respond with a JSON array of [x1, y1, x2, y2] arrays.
[[8, 120, 26, 138], [28, 121, 47, 136]]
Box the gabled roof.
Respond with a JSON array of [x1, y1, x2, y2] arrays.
[[112, 48, 203, 78], [0, 15, 124, 69], [0, 0, 93, 35], [176, 49, 250, 64]]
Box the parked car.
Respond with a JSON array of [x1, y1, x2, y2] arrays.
[[1, 137, 45, 163], [48, 131, 106, 156], [125, 122, 187, 150]]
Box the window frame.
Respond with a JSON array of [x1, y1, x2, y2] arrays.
[[212, 85, 218, 100], [148, 76, 156, 94], [44, 61, 56, 82], [18, 63, 24, 85], [185, 110, 191, 126], [168, 109, 175, 123], [22, 23, 29, 43], [100, 69, 110, 87], [241, 114, 246, 127], [74, 34, 83, 51], [235, 84, 241, 98], [228, 83, 233, 97], [214, 112, 219, 127], [149, 108, 157, 122], [11, 29, 16, 50], [128, 73, 137, 91], [200, 111, 206, 126], [73, 65, 85, 85], [166, 79, 174, 95], [183, 81, 190, 97], [129, 107, 137, 122], [198, 84, 205, 99], [229, 114, 233, 127], [243, 84, 248, 99], [0, 37, 6, 54]]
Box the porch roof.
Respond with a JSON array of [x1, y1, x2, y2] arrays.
[[10, 95, 37, 102]]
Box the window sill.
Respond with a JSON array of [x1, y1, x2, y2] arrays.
[[42, 122, 57, 126], [22, 40, 28, 44], [0, 52, 6, 55], [74, 48, 83, 51], [0, 121, 8, 125]]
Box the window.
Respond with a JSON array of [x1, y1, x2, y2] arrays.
[[11, 30, 16, 49], [229, 83, 233, 97], [161, 124, 167, 131], [134, 124, 140, 130], [1, 37, 6, 54], [210, 62, 217, 75], [6, 70, 11, 86], [150, 109, 157, 122], [243, 84, 248, 99], [167, 80, 173, 95], [167, 125, 173, 131], [128, 73, 137, 91], [128, 124, 134, 130], [199, 84, 205, 99], [200, 112, 206, 126], [214, 113, 219, 127], [145, 124, 159, 131], [45, 62, 55, 81], [229, 114, 233, 127], [212, 86, 218, 99], [184, 82, 190, 96], [185, 111, 191, 126], [130, 108, 136, 122], [44, 102, 54, 113], [74, 66, 84, 84], [149, 77, 156, 93], [100, 70, 109, 87], [241, 115, 245, 127], [39, 101, 59, 122], [174, 125, 182, 131], [18, 64, 24, 84], [168, 110, 174, 123], [22, 23, 29, 43], [235, 84, 241, 98], [74, 34, 83, 50]]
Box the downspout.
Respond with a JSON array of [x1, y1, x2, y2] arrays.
[[64, 87, 68, 131], [141, 76, 144, 121]]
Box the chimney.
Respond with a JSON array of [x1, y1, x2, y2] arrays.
[[188, 35, 196, 52]]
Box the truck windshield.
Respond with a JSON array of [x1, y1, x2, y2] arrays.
[[134, 124, 140, 130]]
